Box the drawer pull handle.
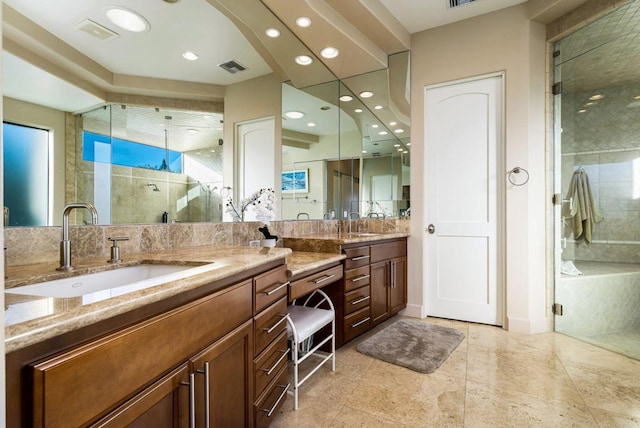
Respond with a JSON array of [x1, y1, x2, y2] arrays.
[[181, 373, 196, 428], [261, 383, 291, 417], [263, 281, 290, 296], [351, 255, 370, 261], [263, 314, 288, 334], [351, 274, 370, 283], [312, 274, 336, 284], [350, 295, 370, 305], [351, 317, 371, 328], [262, 348, 290, 376]]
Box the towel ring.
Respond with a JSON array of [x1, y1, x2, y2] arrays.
[[508, 167, 529, 186]]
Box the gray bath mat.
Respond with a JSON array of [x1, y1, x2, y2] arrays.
[[356, 319, 464, 373]]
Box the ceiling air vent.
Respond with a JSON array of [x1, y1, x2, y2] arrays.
[[218, 60, 247, 74], [449, 0, 476, 7], [75, 19, 119, 41]]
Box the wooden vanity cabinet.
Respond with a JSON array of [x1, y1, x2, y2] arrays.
[[338, 238, 407, 345], [27, 279, 255, 428], [370, 240, 407, 327]]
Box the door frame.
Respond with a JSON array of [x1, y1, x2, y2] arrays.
[[423, 71, 506, 327]]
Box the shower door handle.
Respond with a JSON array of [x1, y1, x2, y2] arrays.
[[427, 224, 435, 234]]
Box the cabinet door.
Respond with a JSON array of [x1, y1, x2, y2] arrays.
[[191, 319, 254, 428], [370, 260, 390, 326], [91, 365, 190, 428], [390, 257, 407, 315]]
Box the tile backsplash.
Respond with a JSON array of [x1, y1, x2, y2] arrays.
[[4, 219, 410, 267]]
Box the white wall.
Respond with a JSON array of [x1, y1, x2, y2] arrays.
[[409, 4, 548, 333]]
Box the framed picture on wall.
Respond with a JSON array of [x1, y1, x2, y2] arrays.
[[282, 169, 309, 193]]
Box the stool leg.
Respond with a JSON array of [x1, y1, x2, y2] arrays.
[[293, 339, 299, 410], [331, 319, 336, 371]]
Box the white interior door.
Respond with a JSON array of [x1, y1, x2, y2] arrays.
[[424, 74, 503, 325], [236, 118, 275, 221], [371, 174, 397, 216]]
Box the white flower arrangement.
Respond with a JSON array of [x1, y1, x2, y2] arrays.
[[225, 188, 277, 223]]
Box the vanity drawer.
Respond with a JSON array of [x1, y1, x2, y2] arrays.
[[344, 285, 371, 316], [254, 365, 289, 428], [254, 330, 288, 399], [289, 264, 343, 302], [254, 265, 289, 314], [343, 246, 371, 270], [254, 296, 288, 356], [344, 306, 371, 342], [344, 265, 371, 292], [370, 240, 407, 263]]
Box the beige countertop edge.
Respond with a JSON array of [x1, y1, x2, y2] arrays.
[[286, 252, 347, 278], [5, 246, 291, 353]]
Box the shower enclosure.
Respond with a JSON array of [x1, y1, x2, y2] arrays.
[[553, 0, 640, 360]]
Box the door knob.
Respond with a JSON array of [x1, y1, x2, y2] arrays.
[[427, 224, 435, 234]]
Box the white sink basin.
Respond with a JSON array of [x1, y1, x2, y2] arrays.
[[6, 263, 214, 299]]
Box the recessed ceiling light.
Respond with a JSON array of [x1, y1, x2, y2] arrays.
[[406, 143, 411, 146], [307, 122, 316, 127], [320, 47, 340, 59], [265, 28, 280, 38], [371, 124, 379, 129], [187, 129, 199, 134], [374, 105, 383, 110], [105, 7, 149, 32], [210, 149, 216, 153], [378, 131, 388, 135], [584, 102, 595, 106], [362, 150, 367, 154], [354, 108, 363, 113], [403, 150, 408, 153], [182, 51, 199, 61], [389, 121, 397, 126], [296, 17, 312, 27], [394, 129, 405, 134], [285, 111, 305, 119], [578, 109, 587, 113], [589, 94, 604, 100], [393, 144, 401, 147], [339, 95, 353, 102], [359, 91, 373, 98], [295, 55, 313, 65], [397, 148, 403, 152], [635, 96, 640, 100]]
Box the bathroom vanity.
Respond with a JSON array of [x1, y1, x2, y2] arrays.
[[4, 232, 408, 427]]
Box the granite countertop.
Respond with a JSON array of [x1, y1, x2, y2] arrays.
[[286, 251, 346, 278], [4, 245, 291, 352], [283, 231, 409, 253]]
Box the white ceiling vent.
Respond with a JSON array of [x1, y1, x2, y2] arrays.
[[75, 19, 119, 41], [218, 60, 247, 74], [449, 0, 476, 8]]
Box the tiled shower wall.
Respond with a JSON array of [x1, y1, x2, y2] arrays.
[[4, 219, 410, 267], [561, 83, 640, 263]]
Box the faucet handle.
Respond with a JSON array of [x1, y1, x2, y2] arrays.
[[107, 237, 129, 264], [108, 237, 129, 245]]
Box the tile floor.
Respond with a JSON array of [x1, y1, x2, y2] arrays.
[[270, 316, 640, 427]]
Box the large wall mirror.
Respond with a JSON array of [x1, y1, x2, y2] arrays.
[[3, 2, 409, 227]]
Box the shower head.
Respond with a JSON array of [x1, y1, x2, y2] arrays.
[[147, 183, 160, 192]]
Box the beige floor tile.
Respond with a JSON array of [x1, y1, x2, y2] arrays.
[[270, 393, 343, 428], [553, 332, 640, 374], [329, 406, 413, 428], [589, 407, 640, 427], [466, 345, 584, 403], [563, 361, 640, 419], [464, 380, 599, 427], [346, 370, 466, 427]]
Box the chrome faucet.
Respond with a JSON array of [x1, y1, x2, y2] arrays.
[[3, 206, 9, 226], [57, 203, 99, 271], [297, 212, 310, 220], [348, 212, 360, 234]]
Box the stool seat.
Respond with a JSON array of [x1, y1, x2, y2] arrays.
[[287, 305, 334, 341]]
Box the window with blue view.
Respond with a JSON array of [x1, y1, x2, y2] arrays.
[[83, 131, 182, 173]]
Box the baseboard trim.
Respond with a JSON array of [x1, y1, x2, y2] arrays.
[[507, 316, 549, 334], [400, 304, 425, 319]]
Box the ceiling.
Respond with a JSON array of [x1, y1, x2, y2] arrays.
[[2, 0, 580, 112]]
